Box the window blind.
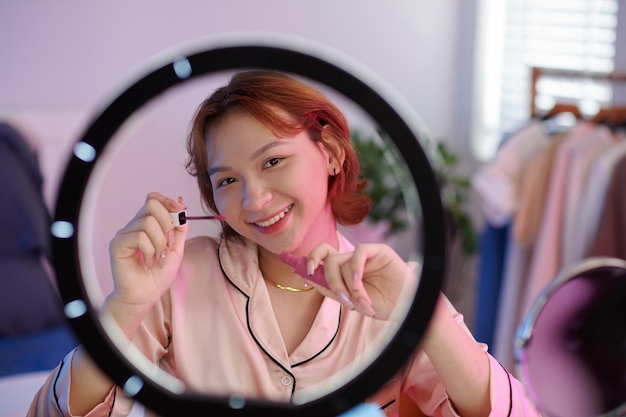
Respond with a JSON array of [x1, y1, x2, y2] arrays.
[[473, 0, 619, 160]]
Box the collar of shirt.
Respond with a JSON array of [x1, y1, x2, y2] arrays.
[[217, 233, 355, 366]]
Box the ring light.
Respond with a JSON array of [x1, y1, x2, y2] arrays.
[[50, 34, 445, 416]]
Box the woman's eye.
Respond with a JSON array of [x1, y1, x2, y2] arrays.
[[216, 177, 236, 188], [263, 157, 283, 169]]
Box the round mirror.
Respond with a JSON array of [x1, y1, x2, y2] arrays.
[[50, 35, 445, 416], [516, 257, 626, 417]]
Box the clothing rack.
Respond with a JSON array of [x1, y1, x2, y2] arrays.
[[474, 66, 626, 375], [530, 66, 626, 127]]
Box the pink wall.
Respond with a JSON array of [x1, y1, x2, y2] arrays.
[[1, 2, 465, 302]]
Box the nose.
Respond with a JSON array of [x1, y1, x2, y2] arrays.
[[241, 178, 273, 211]]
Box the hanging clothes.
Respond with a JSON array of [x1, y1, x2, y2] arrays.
[[474, 118, 626, 371], [567, 137, 626, 264], [492, 131, 567, 369], [560, 126, 614, 264], [476, 65, 626, 374], [472, 121, 551, 228], [472, 121, 550, 350], [474, 223, 509, 351], [589, 151, 626, 258], [519, 121, 596, 319]]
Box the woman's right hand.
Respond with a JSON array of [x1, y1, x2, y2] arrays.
[[108, 192, 188, 310]]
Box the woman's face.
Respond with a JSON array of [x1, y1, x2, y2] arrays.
[[207, 111, 337, 256]]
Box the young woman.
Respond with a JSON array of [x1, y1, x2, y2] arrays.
[[29, 71, 540, 417]]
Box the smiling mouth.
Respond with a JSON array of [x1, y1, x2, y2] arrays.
[[254, 204, 294, 228]]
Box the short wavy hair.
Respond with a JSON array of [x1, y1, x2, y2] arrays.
[[185, 70, 371, 240]]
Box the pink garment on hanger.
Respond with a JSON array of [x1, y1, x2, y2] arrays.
[[590, 154, 626, 259], [472, 121, 550, 226], [569, 137, 626, 262], [561, 126, 616, 267], [521, 122, 595, 318]]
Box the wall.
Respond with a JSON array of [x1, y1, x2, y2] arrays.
[[0, 1, 476, 306], [0, 1, 472, 197]]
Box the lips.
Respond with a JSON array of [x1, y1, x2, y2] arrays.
[[252, 204, 294, 228]]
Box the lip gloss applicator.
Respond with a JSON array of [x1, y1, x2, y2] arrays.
[[170, 210, 226, 227], [280, 252, 330, 290]]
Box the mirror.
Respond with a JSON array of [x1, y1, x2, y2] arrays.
[[515, 257, 626, 417], [51, 35, 445, 416]]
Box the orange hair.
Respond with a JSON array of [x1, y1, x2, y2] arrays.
[[185, 70, 371, 239]]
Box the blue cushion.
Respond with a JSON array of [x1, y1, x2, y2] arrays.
[[0, 325, 78, 377]]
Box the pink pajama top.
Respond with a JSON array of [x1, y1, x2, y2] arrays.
[[28, 234, 541, 417]]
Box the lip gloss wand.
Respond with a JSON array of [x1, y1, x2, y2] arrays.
[[170, 210, 226, 227]]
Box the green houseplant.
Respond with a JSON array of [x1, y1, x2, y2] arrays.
[[351, 129, 477, 254], [351, 128, 478, 305], [350, 129, 412, 238]]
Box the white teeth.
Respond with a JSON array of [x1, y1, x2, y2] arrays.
[[255, 205, 293, 227]]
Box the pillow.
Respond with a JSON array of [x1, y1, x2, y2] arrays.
[[0, 257, 66, 337], [0, 121, 65, 337]]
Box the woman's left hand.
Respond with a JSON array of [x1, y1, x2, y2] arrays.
[[305, 243, 411, 320]]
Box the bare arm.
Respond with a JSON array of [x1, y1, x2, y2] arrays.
[[68, 193, 187, 415], [419, 295, 491, 417], [305, 243, 492, 416]]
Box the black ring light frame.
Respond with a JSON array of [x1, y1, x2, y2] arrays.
[[51, 41, 446, 416]]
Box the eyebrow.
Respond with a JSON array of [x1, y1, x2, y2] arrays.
[[208, 140, 291, 177]]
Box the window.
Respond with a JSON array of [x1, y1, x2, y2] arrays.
[[472, 0, 620, 161]]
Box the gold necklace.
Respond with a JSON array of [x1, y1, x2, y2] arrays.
[[264, 276, 314, 292]]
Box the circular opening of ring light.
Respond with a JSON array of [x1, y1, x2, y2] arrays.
[[51, 34, 445, 416]]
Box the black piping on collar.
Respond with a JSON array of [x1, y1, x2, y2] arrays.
[[217, 239, 344, 401]]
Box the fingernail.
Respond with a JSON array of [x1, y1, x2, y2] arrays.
[[158, 250, 167, 267], [353, 272, 359, 282], [359, 298, 376, 317], [339, 291, 355, 310], [306, 259, 314, 276]]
